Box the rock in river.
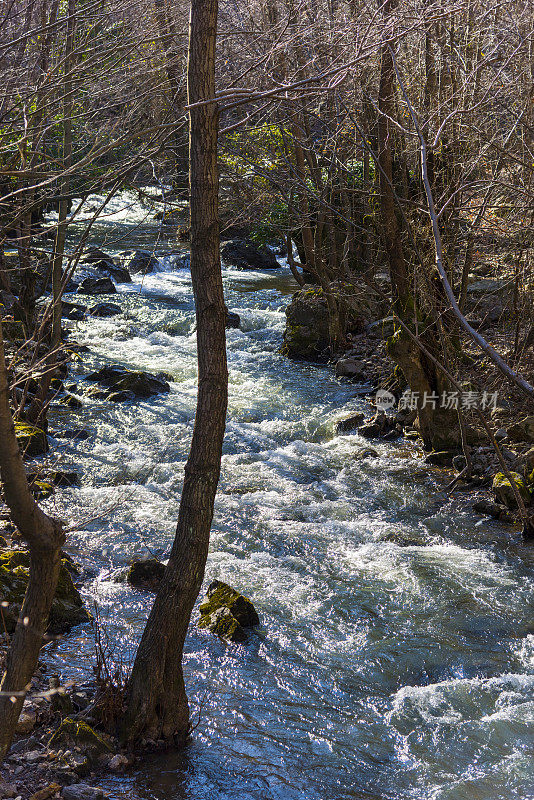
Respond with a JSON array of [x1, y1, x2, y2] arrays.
[[221, 239, 278, 270], [86, 365, 170, 399], [199, 580, 259, 642], [77, 277, 116, 296]]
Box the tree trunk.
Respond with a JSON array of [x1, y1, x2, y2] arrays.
[[120, 0, 227, 747], [0, 323, 64, 764]]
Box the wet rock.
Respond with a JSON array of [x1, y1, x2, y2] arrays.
[[107, 390, 137, 402], [76, 277, 116, 296], [424, 451, 457, 467], [15, 422, 48, 458], [49, 675, 74, 716], [88, 303, 121, 318], [125, 559, 165, 591], [62, 785, 105, 800], [335, 412, 365, 434], [492, 471, 531, 509], [199, 580, 259, 642], [225, 310, 241, 329], [92, 261, 131, 283], [0, 551, 91, 634], [63, 302, 87, 321], [507, 416, 534, 443], [59, 393, 83, 409], [335, 358, 366, 380], [221, 239, 278, 271], [128, 250, 159, 274], [82, 247, 113, 264], [86, 366, 170, 399], [358, 412, 399, 440], [473, 499, 514, 523], [383, 532, 427, 547], [50, 719, 111, 757]]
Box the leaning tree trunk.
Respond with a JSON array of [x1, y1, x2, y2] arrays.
[[120, 0, 227, 746], [0, 323, 64, 763]]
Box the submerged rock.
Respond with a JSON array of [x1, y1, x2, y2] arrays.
[[77, 277, 116, 296], [199, 580, 259, 642], [0, 551, 90, 634], [221, 239, 278, 271], [86, 366, 170, 399], [63, 301, 87, 321], [15, 422, 48, 458], [492, 471, 531, 509], [358, 412, 399, 440]]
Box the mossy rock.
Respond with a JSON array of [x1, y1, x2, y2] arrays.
[[15, 422, 48, 458], [0, 550, 90, 634], [507, 416, 534, 443], [2, 319, 25, 341], [199, 580, 259, 642], [492, 472, 531, 510], [31, 480, 55, 500], [49, 718, 111, 755]]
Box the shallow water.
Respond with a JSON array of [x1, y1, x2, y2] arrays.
[[42, 194, 534, 800]]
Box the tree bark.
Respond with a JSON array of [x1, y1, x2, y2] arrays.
[[121, 0, 227, 747], [0, 323, 64, 764]]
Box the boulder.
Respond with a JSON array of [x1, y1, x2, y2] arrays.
[[335, 358, 366, 381], [59, 393, 83, 409], [358, 412, 399, 440], [225, 310, 241, 329], [88, 303, 121, 318], [62, 786, 104, 800], [352, 447, 379, 459], [199, 580, 259, 643], [335, 412, 365, 434], [221, 239, 278, 271], [473, 499, 514, 523], [492, 471, 531, 509], [128, 250, 159, 274], [62, 301, 87, 321], [86, 366, 170, 399], [507, 416, 534, 443], [91, 261, 131, 283], [76, 277, 116, 296], [125, 559, 165, 591], [282, 284, 376, 361], [56, 429, 90, 441], [15, 422, 48, 458], [82, 247, 113, 264], [0, 551, 90, 634]]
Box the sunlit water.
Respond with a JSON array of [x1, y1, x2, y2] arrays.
[[41, 194, 534, 800]]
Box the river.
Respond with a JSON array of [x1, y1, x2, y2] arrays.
[[43, 193, 534, 800]]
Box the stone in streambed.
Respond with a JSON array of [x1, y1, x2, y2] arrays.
[[492, 471, 531, 509], [77, 277, 116, 295], [473, 499, 514, 523], [335, 412, 365, 434], [62, 785, 105, 800], [128, 250, 159, 274], [507, 416, 534, 443], [86, 366, 170, 400], [199, 580, 259, 642], [221, 239, 278, 271], [125, 558, 165, 591], [225, 310, 241, 329], [335, 358, 366, 381], [424, 450, 457, 467], [50, 720, 111, 763], [15, 422, 48, 458]]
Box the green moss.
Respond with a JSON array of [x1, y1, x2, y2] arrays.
[[14, 422, 48, 458], [0, 551, 90, 633], [49, 718, 111, 753], [492, 472, 531, 509]]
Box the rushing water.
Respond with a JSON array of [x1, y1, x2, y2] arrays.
[[42, 194, 534, 800]]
